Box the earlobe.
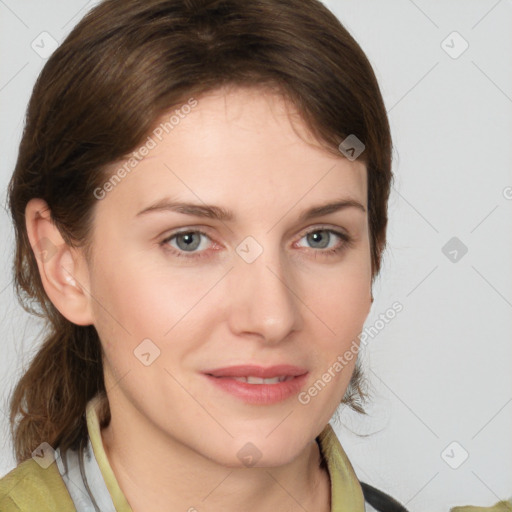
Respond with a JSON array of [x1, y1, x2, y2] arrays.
[[25, 198, 94, 326], [367, 291, 374, 316]]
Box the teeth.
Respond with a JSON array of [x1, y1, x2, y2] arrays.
[[231, 376, 293, 384]]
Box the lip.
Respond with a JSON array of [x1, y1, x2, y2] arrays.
[[203, 365, 309, 405], [204, 365, 308, 378]]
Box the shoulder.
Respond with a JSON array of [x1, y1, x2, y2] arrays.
[[0, 458, 75, 511], [450, 500, 512, 512], [360, 482, 512, 512]]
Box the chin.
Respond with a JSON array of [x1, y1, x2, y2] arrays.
[[204, 436, 306, 470]]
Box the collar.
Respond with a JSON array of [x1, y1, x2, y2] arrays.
[[86, 395, 132, 512], [85, 394, 365, 512], [316, 422, 365, 511]]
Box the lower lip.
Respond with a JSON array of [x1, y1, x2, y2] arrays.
[[204, 373, 309, 405]]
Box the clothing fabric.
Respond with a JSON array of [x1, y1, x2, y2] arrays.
[[0, 394, 510, 512]]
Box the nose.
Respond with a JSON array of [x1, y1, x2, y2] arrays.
[[227, 241, 302, 345]]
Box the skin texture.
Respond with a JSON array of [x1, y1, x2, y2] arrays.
[[25, 85, 372, 512]]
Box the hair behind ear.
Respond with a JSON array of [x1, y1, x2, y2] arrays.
[[9, 321, 106, 463]]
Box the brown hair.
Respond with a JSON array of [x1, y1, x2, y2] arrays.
[[7, 0, 393, 463]]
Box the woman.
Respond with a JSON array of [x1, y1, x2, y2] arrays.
[[0, 1, 508, 511]]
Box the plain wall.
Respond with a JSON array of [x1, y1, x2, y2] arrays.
[[1, 1, 511, 511]]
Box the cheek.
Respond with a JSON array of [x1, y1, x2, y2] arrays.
[[303, 259, 370, 392], [88, 250, 226, 358], [91, 249, 230, 378], [307, 261, 371, 336]]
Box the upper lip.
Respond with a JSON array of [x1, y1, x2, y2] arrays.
[[204, 365, 308, 378]]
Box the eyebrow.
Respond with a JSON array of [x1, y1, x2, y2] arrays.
[[136, 197, 366, 222]]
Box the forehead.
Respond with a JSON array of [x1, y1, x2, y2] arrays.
[[97, 86, 367, 218]]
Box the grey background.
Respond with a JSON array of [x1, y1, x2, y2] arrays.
[[1, 1, 511, 510]]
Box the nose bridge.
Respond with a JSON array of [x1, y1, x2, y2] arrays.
[[228, 236, 301, 343]]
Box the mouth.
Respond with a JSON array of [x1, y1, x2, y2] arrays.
[[202, 365, 309, 404], [221, 375, 295, 384]]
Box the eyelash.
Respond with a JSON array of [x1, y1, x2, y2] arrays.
[[159, 226, 354, 260]]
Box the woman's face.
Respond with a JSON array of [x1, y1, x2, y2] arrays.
[[88, 86, 372, 467]]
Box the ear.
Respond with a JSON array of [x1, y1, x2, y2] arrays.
[[25, 198, 94, 326]]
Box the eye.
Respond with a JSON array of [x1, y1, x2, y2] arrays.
[[160, 230, 214, 258], [295, 228, 353, 256], [159, 226, 354, 260]]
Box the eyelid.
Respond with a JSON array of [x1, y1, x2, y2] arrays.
[[160, 228, 218, 255], [302, 223, 351, 237]]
